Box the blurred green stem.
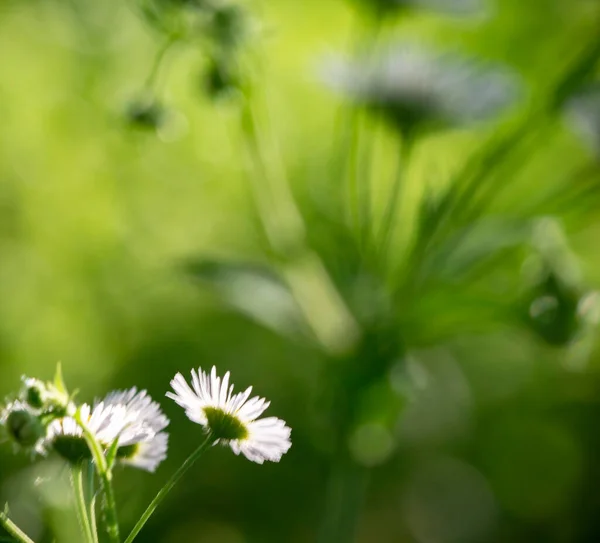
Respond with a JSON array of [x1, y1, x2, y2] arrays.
[[123, 434, 214, 543], [353, 17, 383, 254], [0, 507, 34, 543], [144, 36, 178, 95], [378, 138, 413, 260], [318, 459, 369, 543], [239, 93, 360, 355], [75, 411, 120, 543], [71, 466, 96, 543], [416, 29, 600, 261], [86, 461, 99, 543]]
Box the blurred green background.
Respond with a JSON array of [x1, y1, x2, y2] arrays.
[[2, 0, 600, 541]]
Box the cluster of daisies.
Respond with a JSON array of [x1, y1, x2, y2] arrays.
[[1, 366, 291, 470]]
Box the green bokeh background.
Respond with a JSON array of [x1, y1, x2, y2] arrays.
[[2, 0, 600, 542]]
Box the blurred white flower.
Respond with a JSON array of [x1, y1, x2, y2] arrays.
[[101, 388, 170, 472], [324, 44, 520, 134], [47, 388, 169, 472], [357, 0, 485, 16], [167, 366, 292, 464]]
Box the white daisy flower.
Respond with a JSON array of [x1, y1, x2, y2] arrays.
[[47, 388, 169, 472], [101, 388, 169, 473], [167, 366, 291, 464], [47, 403, 121, 464]]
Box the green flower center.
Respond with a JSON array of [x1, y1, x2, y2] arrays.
[[203, 407, 248, 441], [53, 436, 92, 464]]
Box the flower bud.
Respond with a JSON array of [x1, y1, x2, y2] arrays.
[[20, 376, 72, 418], [210, 3, 248, 51], [202, 55, 242, 101], [23, 379, 46, 410], [4, 405, 46, 449], [125, 99, 166, 131]]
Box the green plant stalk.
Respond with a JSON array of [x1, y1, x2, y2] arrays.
[[86, 461, 99, 543], [123, 434, 215, 543], [347, 108, 362, 244], [239, 94, 360, 355], [89, 495, 99, 543], [378, 138, 413, 261], [144, 36, 179, 96], [0, 508, 35, 543], [354, 16, 384, 254], [71, 466, 95, 543], [75, 412, 120, 543]]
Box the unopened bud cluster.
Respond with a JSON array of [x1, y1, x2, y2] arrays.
[[0, 373, 74, 454]]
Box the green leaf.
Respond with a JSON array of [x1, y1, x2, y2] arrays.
[[420, 218, 530, 281], [184, 258, 309, 340], [105, 436, 121, 472], [53, 362, 68, 396]]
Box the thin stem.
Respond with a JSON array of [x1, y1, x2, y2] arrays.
[[144, 37, 178, 95], [89, 495, 99, 543], [347, 109, 361, 243], [239, 94, 305, 254], [0, 507, 35, 543], [86, 462, 99, 543], [239, 94, 360, 355], [378, 138, 412, 259], [357, 116, 379, 254], [71, 466, 95, 543], [75, 412, 120, 543], [123, 434, 215, 543]]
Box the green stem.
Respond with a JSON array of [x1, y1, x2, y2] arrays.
[[86, 462, 99, 543], [378, 138, 413, 260], [0, 507, 35, 543], [144, 36, 178, 95], [239, 94, 360, 355], [75, 412, 120, 543], [71, 466, 95, 543], [123, 434, 215, 543], [347, 109, 361, 244]]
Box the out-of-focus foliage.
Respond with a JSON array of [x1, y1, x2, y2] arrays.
[[1, 0, 600, 542]]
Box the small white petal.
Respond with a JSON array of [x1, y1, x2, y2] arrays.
[[49, 389, 169, 472]]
